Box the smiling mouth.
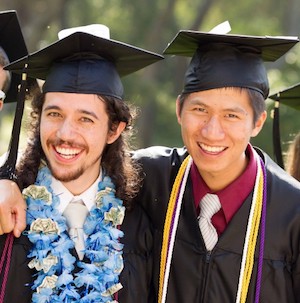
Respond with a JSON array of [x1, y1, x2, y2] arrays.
[[199, 143, 226, 153], [54, 146, 82, 159]]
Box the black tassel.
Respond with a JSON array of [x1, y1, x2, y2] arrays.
[[272, 100, 284, 169], [0, 64, 28, 182]]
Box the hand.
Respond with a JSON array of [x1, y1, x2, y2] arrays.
[[0, 180, 26, 237]]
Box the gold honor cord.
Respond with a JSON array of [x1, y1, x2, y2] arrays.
[[236, 152, 264, 303], [158, 155, 192, 303]]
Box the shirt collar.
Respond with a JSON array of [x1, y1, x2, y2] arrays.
[[191, 143, 257, 222], [52, 170, 102, 214]]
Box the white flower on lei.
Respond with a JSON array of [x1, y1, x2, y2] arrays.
[[23, 184, 52, 205]]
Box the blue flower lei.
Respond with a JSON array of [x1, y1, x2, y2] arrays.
[[23, 166, 125, 303]]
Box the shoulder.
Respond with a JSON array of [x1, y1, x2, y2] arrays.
[[121, 202, 153, 254], [119, 203, 155, 302], [132, 146, 188, 169], [256, 147, 300, 195]]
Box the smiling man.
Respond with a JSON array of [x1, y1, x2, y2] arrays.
[[176, 88, 266, 191], [0, 24, 162, 303], [132, 31, 300, 303], [40, 92, 124, 193]]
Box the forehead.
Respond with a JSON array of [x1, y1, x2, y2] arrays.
[[185, 87, 251, 107], [43, 92, 107, 113]]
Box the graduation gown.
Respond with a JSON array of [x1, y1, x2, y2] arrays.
[[0, 203, 154, 303], [133, 146, 300, 303]]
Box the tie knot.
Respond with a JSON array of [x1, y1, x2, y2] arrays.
[[63, 200, 89, 229], [200, 193, 221, 219]]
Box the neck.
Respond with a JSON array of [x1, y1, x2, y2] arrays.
[[200, 156, 249, 192], [62, 179, 97, 196], [56, 168, 101, 196]]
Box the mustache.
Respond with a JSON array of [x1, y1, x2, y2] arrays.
[[47, 138, 86, 149]]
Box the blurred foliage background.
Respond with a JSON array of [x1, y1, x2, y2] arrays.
[[1, 0, 300, 167]]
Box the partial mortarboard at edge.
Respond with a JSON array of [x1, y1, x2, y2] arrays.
[[5, 24, 164, 100], [0, 10, 31, 103], [268, 83, 300, 169], [163, 30, 299, 99], [269, 83, 300, 110]]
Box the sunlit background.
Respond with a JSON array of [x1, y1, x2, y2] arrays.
[[1, 0, 300, 167]]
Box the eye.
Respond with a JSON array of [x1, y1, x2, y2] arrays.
[[47, 111, 61, 118], [80, 116, 94, 123], [225, 113, 239, 119], [194, 106, 207, 113]]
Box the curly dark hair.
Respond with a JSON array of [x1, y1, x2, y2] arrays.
[[16, 91, 141, 209]]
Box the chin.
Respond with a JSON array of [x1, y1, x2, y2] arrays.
[[51, 167, 84, 183]]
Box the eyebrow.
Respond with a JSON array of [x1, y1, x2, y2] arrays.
[[223, 107, 248, 115], [43, 105, 60, 111], [188, 99, 209, 108], [188, 99, 248, 115]]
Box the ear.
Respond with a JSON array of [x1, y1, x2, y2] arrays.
[[0, 100, 3, 111], [107, 121, 127, 144], [176, 96, 182, 125], [251, 110, 267, 138]]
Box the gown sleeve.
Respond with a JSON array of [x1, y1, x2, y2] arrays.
[[118, 203, 155, 303], [0, 233, 34, 303]]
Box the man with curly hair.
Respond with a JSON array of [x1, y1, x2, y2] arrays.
[[0, 24, 162, 303]]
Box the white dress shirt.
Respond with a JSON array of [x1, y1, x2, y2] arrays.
[[51, 170, 102, 214]]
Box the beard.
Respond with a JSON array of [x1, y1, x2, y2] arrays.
[[45, 152, 102, 183], [44, 138, 102, 183], [49, 165, 85, 182]]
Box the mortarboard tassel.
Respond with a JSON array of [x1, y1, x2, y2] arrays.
[[0, 63, 28, 183], [272, 100, 284, 169]]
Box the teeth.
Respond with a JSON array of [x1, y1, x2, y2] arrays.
[[200, 143, 225, 153], [55, 146, 81, 158]]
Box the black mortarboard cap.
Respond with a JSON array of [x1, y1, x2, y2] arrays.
[[0, 10, 31, 103], [268, 83, 300, 168], [163, 31, 299, 99], [5, 24, 164, 100]]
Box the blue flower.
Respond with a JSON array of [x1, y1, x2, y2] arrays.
[[32, 288, 53, 303], [74, 273, 101, 290], [77, 262, 100, 273], [85, 250, 108, 263], [81, 291, 105, 303], [109, 227, 124, 240], [53, 285, 81, 301], [56, 270, 74, 287]]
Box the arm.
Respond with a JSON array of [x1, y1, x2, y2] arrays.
[[0, 179, 26, 237]]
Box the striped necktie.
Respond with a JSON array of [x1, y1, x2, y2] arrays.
[[198, 193, 221, 251], [63, 199, 89, 260]]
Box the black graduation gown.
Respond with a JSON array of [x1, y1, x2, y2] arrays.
[[0, 203, 154, 303], [133, 146, 300, 303]]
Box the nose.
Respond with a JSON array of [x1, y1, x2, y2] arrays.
[[56, 118, 77, 142], [201, 116, 225, 140]]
